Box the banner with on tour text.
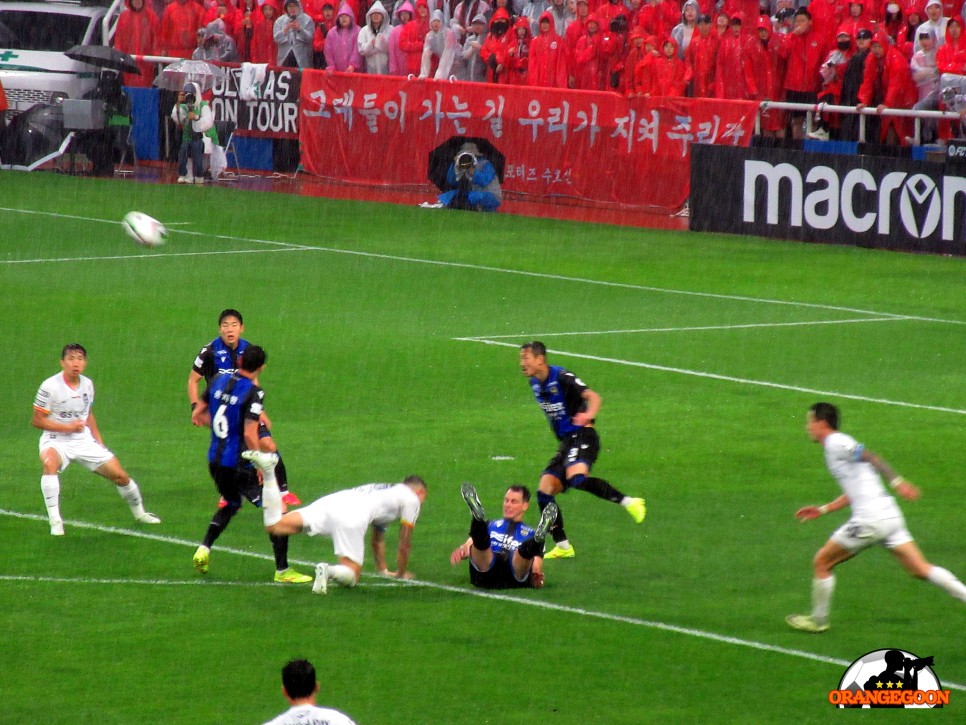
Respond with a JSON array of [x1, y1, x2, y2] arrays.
[[298, 71, 756, 211]]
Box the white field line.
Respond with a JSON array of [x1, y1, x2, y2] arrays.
[[456, 338, 966, 416], [461, 317, 916, 339], [1, 207, 963, 326], [1, 508, 963, 692]]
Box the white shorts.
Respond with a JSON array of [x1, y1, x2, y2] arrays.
[[40, 436, 114, 473], [298, 499, 368, 566], [831, 514, 913, 553]]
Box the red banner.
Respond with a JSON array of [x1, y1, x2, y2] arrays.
[[298, 72, 756, 211]]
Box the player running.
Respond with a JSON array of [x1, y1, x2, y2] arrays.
[[786, 402, 966, 633], [520, 341, 646, 559]]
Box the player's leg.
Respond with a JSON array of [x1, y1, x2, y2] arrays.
[[538, 458, 573, 558], [513, 502, 558, 582], [313, 556, 362, 595], [564, 430, 645, 524], [460, 483, 497, 572], [258, 423, 300, 505], [93, 457, 160, 524], [39, 447, 65, 535], [890, 541, 966, 602], [195, 464, 244, 574], [786, 539, 855, 633]]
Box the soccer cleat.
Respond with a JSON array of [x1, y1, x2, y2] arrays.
[[282, 491, 302, 507], [533, 502, 558, 543], [49, 519, 65, 536], [785, 614, 829, 633], [217, 496, 228, 509], [625, 497, 647, 524], [241, 449, 279, 472], [193, 545, 210, 574], [460, 482, 487, 522], [274, 568, 312, 584], [544, 544, 575, 559], [312, 562, 329, 595], [135, 512, 161, 524]]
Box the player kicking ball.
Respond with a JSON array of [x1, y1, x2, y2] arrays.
[[243, 450, 427, 594], [786, 402, 966, 633]]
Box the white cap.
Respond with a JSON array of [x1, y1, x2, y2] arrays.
[[886, 2, 900, 12], [925, 0, 942, 8]]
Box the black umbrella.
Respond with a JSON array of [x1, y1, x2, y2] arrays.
[[1, 103, 66, 166], [428, 136, 505, 192], [65, 45, 141, 75]]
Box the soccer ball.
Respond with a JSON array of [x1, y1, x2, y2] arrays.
[[122, 211, 167, 248]]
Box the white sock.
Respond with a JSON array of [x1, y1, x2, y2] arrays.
[[117, 481, 147, 518], [926, 566, 966, 602], [329, 564, 358, 588], [262, 476, 283, 527], [555, 539, 571, 551], [812, 575, 835, 623], [41, 475, 61, 522]]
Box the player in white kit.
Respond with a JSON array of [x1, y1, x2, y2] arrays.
[[32, 344, 160, 536], [244, 449, 427, 594], [262, 659, 356, 725], [786, 402, 966, 633]]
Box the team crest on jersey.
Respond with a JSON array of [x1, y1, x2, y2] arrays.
[[549, 384, 558, 395]]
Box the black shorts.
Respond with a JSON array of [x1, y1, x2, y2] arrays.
[[469, 554, 532, 590], [544, 427, 601, 486], [209, 462, 262, 509]]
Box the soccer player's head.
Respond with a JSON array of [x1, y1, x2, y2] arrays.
[[404, 474, 428, 498], [519, 341, 548, 377], [281, 659, 318, 700], [241, 345, 266, 372], [219, 308, 243, 326], [807, 402, 840, 441], [503, 484, 531, 520], [61, 343, 87, 360], [218, 309, 244, 346]]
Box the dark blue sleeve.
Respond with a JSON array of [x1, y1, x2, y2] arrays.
[[473, 161, 497, 187]]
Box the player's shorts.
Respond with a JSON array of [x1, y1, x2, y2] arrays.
[[40, 435, 114, 473], [469, 553, 532, 590], [544, 427, 601, 486], [297, 499, 367, 566], [208, 462, 263, 510], [831, 514, 913, 553]]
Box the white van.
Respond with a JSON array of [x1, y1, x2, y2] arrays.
[[0, 0, 123, 124]]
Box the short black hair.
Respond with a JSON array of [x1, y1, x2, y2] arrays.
[[520, 341, 547, 358], [795, 7, 811, 18], [403, 474, 427, 491], [809, 402, 839, 430], [281, 659, 316, 700], [507, 484, 531, 502], [240, 345, 266, 372], [219, 308, 243, 325], [61, 343, 87, 359]]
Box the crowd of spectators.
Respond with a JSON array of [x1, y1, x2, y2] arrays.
[[110, 0, 966, 143]]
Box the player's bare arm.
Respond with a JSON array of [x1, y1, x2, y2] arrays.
[[572, 388, 601, 426], [190, 400, 210, 428], [388, 522, 415, 579], [371, 527, 388, 573], [243, 419, 261, 451], [795, 494, 850, 522], [860, 449, 921, 501], [187, 370, 203, 407], [450, 537, 472, 565], [31, 408, 85, 434], [84, 410, 104, 445]]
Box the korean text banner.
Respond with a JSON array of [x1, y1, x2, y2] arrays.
[[299, 72, 756, 211]]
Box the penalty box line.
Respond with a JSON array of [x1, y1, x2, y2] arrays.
[[455, 338, 966, 416], [1, 508, 962, 692]]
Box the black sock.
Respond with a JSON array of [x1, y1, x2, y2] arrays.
[[579, 476, 625, 504], [270, 533, 289, 571], [518, 537, 543, 560], [469, 518, 490, 550], [202, 506, 237, 548], [275, 454, 289, 493]]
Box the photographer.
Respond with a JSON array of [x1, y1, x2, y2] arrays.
[[436, 142, 502, 211], [171, 82, 217, 184]]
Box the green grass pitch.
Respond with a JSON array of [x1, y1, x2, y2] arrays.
[[0, 172, 963, 724]]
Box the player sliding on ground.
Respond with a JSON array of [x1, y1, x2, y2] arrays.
[[244, 449, 427, 595], [786, 402, 966, 633]]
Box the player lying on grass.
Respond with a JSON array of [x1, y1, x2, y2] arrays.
[[245, 449, 427, 595], [450, 483, 556, 589], [786, 402, 966, 633]]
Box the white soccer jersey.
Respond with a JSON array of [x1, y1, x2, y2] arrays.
[[823, 431, 901, 521], [324, 483, 422, 529], [34, 372, 96, 444], [262, 703, 356, 725]]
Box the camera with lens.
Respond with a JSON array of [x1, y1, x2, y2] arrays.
[[184, 92, 197, 106]]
